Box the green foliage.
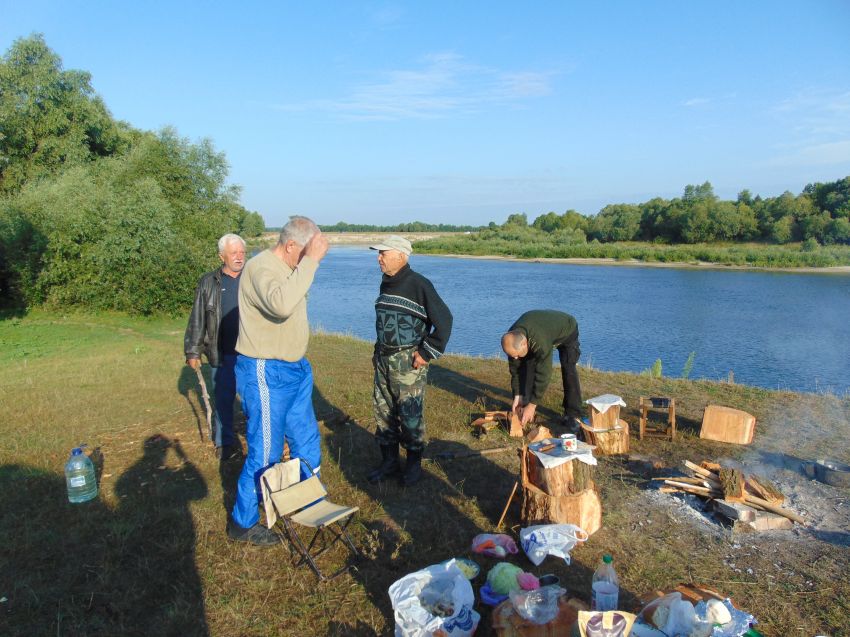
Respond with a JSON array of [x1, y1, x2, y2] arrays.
[[681, 352, 696, 379], [0, 34, 129, 193], [320, 221, 482, 232], [641, 358, 663, 378], [0, 36, 257, 314]]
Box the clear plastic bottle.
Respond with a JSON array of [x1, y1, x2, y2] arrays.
[[591, 554, 619, 611], [65, 446, 98, 503]]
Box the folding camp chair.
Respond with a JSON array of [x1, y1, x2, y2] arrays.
[[260, 458, 359, 581]]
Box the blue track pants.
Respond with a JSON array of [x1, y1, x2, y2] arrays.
[[231, 355, 321, 529]]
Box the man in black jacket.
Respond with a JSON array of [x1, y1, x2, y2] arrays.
[[184, 233, 246, 460], [367, 236, 453, 486]]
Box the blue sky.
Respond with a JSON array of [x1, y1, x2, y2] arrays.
[[2, 1, 849, 227]]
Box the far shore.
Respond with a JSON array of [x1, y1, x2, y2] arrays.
[[258, 231, 850, 274], [322, 233, 850, 274]]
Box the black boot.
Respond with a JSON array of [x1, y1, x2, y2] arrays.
[[367, 443, 401, 484], [402, 449, 423, 487]]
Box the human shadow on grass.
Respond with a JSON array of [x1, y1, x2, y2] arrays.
[[313, 378, 604, 636], [0, 435, 209, 637], [176, 364, 245, 515]]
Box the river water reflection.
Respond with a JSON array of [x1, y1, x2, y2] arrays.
[[307, 246, 850, 394]]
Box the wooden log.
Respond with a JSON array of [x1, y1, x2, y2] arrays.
[[579, 419, 629, 455], [701, 461, 723, 473], [719, 467, 746, 502], [527, 425, 552, 443], [684, 460, 718, 480], [663, 480, 717, 496], [520, 482, 602, 535], [743, 494, 805, 525], [524, 449, 593, 495]]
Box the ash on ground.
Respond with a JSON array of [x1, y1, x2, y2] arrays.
[[643, 457, 850, 547]]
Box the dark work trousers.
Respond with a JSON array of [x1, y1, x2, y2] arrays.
[[557, 331, 582, 419]]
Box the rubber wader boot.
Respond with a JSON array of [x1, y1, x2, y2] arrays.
[[402, 449, 423, 487], [367, 443, 401, 483]]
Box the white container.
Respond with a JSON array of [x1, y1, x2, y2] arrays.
[[65, 446, 98, 503], [591, 554, 619, 611], [560, 433, 577, 451]]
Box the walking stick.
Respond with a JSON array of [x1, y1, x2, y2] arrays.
[[194, 367, 213, 442]]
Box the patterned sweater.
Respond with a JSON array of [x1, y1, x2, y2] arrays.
[[374, 264, 453, 361]]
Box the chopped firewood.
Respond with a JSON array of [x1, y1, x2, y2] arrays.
[[719, 467, 746, 502], [701, 461, 722, 473], [746, 475, 785, 505], [684, 460, 719, 480], [662, 480, 717, 496]]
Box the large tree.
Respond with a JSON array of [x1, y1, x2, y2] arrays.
[[0, 34, 128, 193]]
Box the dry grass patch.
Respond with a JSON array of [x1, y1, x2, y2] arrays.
[[0, 313, 848, 635]]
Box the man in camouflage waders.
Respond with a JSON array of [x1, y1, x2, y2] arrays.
[[367, 236, 453, 487]]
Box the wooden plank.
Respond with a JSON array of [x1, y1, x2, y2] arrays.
[[699, 405, 756, 444], [744, 511, 794, 531], [714, 499, 757, 522]]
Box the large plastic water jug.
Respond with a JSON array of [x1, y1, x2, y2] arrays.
[[65, 446, 98, 503]]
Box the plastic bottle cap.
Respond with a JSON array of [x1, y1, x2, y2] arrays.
[[602, 554, 613, 564], [72, 447, 83, 456]]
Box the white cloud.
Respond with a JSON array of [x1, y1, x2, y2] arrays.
[[271, 53, 556, 120], [682, 97, 710, 107]]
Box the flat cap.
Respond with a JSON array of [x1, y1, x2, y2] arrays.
[[369, 235, 412, 256]]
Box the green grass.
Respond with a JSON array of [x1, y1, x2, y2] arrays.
[[1, 311, 848, 635]]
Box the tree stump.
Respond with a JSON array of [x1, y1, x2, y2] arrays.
[[579, 419, 629, 455], [520, 447, 602, 535]]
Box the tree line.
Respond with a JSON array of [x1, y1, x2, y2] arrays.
[[491, 178, 850, 246], [0, 35, 264, 314], [319, 221, 483, 232]]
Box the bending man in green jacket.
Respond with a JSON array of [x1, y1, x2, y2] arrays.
[[501, 309, 584, 432]]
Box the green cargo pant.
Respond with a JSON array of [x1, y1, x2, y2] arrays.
[[373, 347, 429, 451]]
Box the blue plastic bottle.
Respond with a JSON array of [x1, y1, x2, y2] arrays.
[[65, 446, 98, 503]]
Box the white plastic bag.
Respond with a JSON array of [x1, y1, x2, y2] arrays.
[[389, 560, 480, 637], [520, 524, 589, 566]]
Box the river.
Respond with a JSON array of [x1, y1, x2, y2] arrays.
[[306, 246, 850, 394]]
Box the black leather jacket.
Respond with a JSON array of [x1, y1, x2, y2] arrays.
[[184, 268, 224, 368]]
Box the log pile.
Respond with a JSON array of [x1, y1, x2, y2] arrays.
[[658, 460, 805, 530]]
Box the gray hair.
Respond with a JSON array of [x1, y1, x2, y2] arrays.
[[218, 233, 246, 254], [279, 215, 318, 246]]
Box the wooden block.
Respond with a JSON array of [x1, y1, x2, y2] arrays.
[[588, 403, 620, 430], [719, 467, 746, 502], [700, 405, 756, 444], [527, 425, 552, 443], [745, 511, 793, 531], [510, 411, 524, 437], [714, 499, 757, 522]]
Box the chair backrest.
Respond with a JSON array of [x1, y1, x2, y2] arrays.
[[261, 459, 302, 527], [270, 475, 328, 517]]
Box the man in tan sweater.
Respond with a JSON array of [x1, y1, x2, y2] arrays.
[[228, 216, 329, 545]]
